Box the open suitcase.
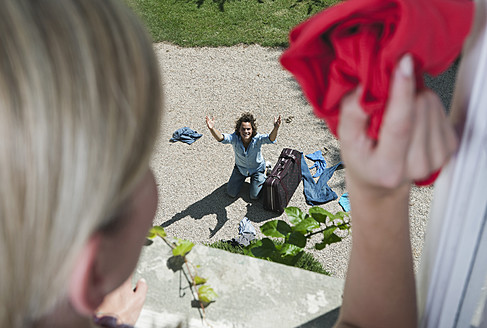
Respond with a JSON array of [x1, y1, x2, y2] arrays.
[[263, 148, 302, 213]]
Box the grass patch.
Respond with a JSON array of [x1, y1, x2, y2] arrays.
[[208, 240, 330, 275], [125, 0, 339, 47]]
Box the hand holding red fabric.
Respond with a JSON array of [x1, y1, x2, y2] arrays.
[[339, 55, 458, 196], [281, 0, 473, 138], [280, 0, 473, 184]]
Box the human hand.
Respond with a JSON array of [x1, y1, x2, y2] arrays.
[[338, 54, 458, 197], [274, 115, 281, 128], [95, 276, 148, 326], [205, 116, 215, 130]]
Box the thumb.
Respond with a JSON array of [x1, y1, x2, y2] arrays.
[[377, 54, 416, 163], [134, 278, 148, 296]]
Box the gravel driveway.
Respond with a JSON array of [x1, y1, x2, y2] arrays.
[[150, 42, 435, 279]]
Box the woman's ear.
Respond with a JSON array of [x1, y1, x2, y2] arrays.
[[68, 233, 106, 316]]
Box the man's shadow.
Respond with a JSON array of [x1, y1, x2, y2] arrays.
[[162, 183, 280, 237]]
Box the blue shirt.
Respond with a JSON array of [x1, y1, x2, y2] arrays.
[[221, 132, 275, 176]]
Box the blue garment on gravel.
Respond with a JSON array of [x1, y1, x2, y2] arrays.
[[301, 152, 343, 205], [339, 192, 351, 212], [305, 150, 327, 178], [169, 127, 202, 145]]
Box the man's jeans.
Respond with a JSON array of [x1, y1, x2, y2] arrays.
[[227, 165, 266, 200]]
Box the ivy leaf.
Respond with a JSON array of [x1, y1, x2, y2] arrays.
[[261, 220, 292, 238], [287, 231, 307, 248], [285, 206, 305, 225], [293, 216, 320, 234], [153, 226, 167, 238], [172, 239, 194, 257], [193, 275, 207, 286], [198, 285, 218, 304], [250, 238, 276, 258], [308, 207, 332, 223], [147, 230, 156, 239]]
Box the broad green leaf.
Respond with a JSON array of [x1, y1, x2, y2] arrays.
[[308, 207, 332, 223], [285, 207, 305, 225], [273, 248, 303, 266], [152, 226, 167, 238], [320, 226, 342, 246], [172, 239, 194, 257], [250, 238, 276, 258], [323, 233, 342, 245], [293, 217, 320, 234], [193, 275, 207, 286], [322, 226, 337, 240], [276, 220, 293, 235], [198, 285, 218, 304], [261, 220, 291, 238], [315, 226, 341, 250], [287, 231, 307, 248], [279, 243, 303, 257]]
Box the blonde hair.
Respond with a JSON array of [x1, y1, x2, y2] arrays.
[[0, 0, 162, 326]]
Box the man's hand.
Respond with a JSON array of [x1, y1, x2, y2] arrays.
[[274, 115, 282, 128], [206, 115, 224, 142], [95, 276, 147, 326], [206, 116, 215, 130]]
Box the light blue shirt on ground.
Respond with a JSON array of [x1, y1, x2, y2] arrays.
[[221, 132, 275, 176]]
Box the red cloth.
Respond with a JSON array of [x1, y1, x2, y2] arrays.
[[280, 0, 473, 185]]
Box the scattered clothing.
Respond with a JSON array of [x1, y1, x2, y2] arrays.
[[301, 153, 343, 206], [238, 216, 257, 236], [280, 0, 473, 185], [339, 192, 350, 212], [306, 150, 327, 178], [169, 127, 202, 145], [230, 217, 256, 247]]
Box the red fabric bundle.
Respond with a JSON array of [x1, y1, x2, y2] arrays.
[[280, 0, 473, 185]]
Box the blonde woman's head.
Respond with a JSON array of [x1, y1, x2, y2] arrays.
[[0, 0, 162, 326]]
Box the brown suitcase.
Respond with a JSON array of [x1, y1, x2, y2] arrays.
[[263, 148, 302, 213]]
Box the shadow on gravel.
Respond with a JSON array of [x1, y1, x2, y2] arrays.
[[162, 184, 280, 237]]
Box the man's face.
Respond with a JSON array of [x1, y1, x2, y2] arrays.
[[239, 122, 253, 142]]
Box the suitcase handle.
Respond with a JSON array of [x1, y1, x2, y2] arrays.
[[281, 153, 298, 162]]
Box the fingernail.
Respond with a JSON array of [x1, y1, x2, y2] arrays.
[[399, 54, 413, 77]]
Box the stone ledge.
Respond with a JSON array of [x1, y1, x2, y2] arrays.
[[135, 237, 344, 327]]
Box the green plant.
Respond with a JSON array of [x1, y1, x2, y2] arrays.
[[147, 227, 217, 314], [247, 206, 350, 267], [208, 240, 330, 275]]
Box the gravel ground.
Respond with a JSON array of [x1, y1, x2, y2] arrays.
[[150, 42, 434, 279]]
